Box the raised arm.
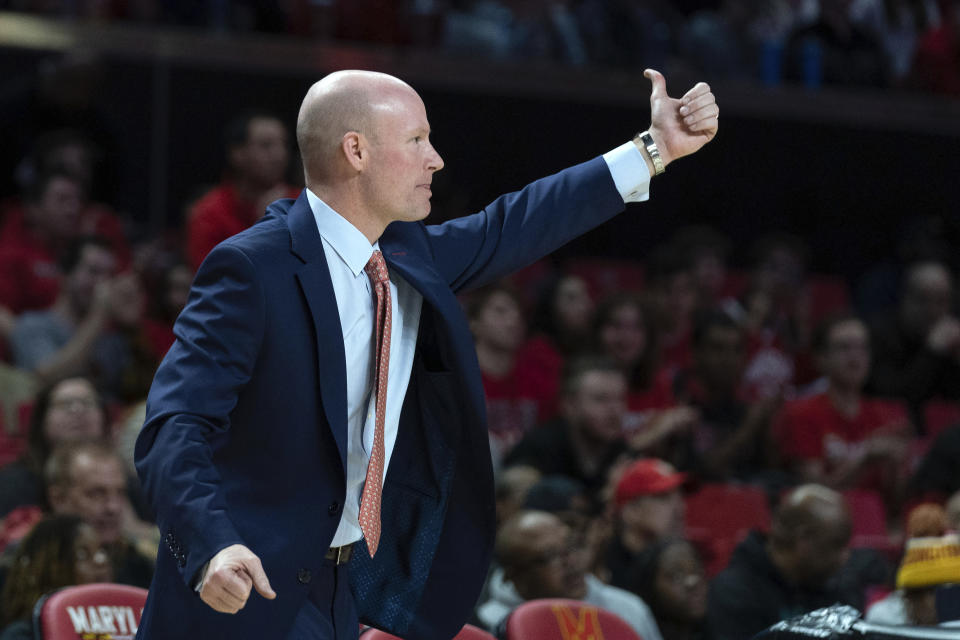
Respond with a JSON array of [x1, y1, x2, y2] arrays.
[[426, 69, 719, 293]]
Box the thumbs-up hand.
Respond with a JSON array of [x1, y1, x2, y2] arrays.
[[199, 544, 276, 614], [643, 69, 718, 168]]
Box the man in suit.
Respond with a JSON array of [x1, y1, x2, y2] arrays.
[[134, 69, 718, 640]]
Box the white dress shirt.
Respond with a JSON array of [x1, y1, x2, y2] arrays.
[[307, 142, 651, 549], [306, 189, 423, 547]]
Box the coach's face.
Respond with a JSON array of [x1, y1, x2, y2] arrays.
[[364, 87, 444, 227]]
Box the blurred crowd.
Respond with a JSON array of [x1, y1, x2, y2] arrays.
[[2, 0, 960, 95], [1, 27, 960, 640]]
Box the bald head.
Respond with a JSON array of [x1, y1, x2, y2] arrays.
[[772, 485, 850, 541], [296, 70, 416, 184], [765, 485, 853, 587], [773, 484, 850, 536], [496, 510, 565, 568]]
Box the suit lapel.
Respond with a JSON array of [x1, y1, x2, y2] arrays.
[[288, 192, 349, 473], [380, 239, 474, 451]]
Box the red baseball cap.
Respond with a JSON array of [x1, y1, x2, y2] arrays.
[[615, 458, 687, 507]]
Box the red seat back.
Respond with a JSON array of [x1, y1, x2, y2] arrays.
[[566, 258, 645, 299], [34, 583, 148, 640], [362, 624, 496, 640], [505, 599, 642, 640], [923, 400, 960, 438], [843, 489, 901, 559], [684, 483, 771, 576]]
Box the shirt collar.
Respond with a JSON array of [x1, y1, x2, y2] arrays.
[[305, 188, 377, 277]]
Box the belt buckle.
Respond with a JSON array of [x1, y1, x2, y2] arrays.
[[329, 544, 351, 565]]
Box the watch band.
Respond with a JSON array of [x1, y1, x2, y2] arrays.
[[636, 130, 665, 176]]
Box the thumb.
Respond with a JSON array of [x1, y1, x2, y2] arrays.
[[242, 555, 276, 600], [644, 68, 667, 100]]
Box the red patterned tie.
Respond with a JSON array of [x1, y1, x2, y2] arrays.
[[360, 249, 390, 557]]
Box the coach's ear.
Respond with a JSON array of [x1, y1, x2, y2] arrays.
[[341, 131, 367, 172]]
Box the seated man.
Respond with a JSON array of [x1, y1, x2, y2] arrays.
[[186, 110, 299, 270], [605, 458, 686, 590], [0, 168, 84, 315], [476, 509, 662, 640], [652, 309, 780, 481], [504, 356, 630, 496], [868, 261, 960, 428], [44, 439, 155, 588], [707, 484, 857, 640], [9, 235, 153, 400], [774, 314, 910, 501]]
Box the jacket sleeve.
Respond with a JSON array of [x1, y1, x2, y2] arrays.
[[134, 243, 264, 587], [424, 157, 626, 294]]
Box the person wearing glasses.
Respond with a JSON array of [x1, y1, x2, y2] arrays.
[[477, 509, 664, 640]]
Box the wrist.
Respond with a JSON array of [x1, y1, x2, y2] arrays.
[[633, 130, 666, 176]]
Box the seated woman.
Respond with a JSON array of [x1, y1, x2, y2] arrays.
[[0, 377, 108, 520], [0, 514, 113, 640], [625, 538, 709, 640]]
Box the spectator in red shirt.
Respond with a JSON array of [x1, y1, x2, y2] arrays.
[[3, 129, 131, 268], [0, 168, 83, 315], [774, 314, 911, 498], [593, 293, 698, 455], [522, 273, 596, 397], [186, 110, 298, 270], [468, 283, 557, 464]]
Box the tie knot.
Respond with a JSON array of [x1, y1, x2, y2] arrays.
[[364, 250, 390, 285]]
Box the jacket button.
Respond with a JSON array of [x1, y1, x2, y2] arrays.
[[298, 569, 312, 584], [327, 501, 339, 516]]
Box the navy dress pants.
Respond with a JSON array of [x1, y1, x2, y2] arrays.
[[286, 560, 359, 640]]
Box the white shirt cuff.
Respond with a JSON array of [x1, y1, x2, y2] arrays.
[[194, 561, 209, 593], [602, 140, 651, 203]]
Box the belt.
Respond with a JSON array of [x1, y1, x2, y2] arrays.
[[325, 543, 354, 565]]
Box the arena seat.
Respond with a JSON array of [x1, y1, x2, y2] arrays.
[[923, 399, 960, 438], [361, 623, 496, 640], [684, 483, 771, 576], [504, 599, 643, 640], [32, 583, 148, 640], [843, 488, 900, 558], [566, 257, 645, 299]]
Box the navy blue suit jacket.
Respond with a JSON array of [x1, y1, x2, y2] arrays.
[[134, 157, 626, 640]]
